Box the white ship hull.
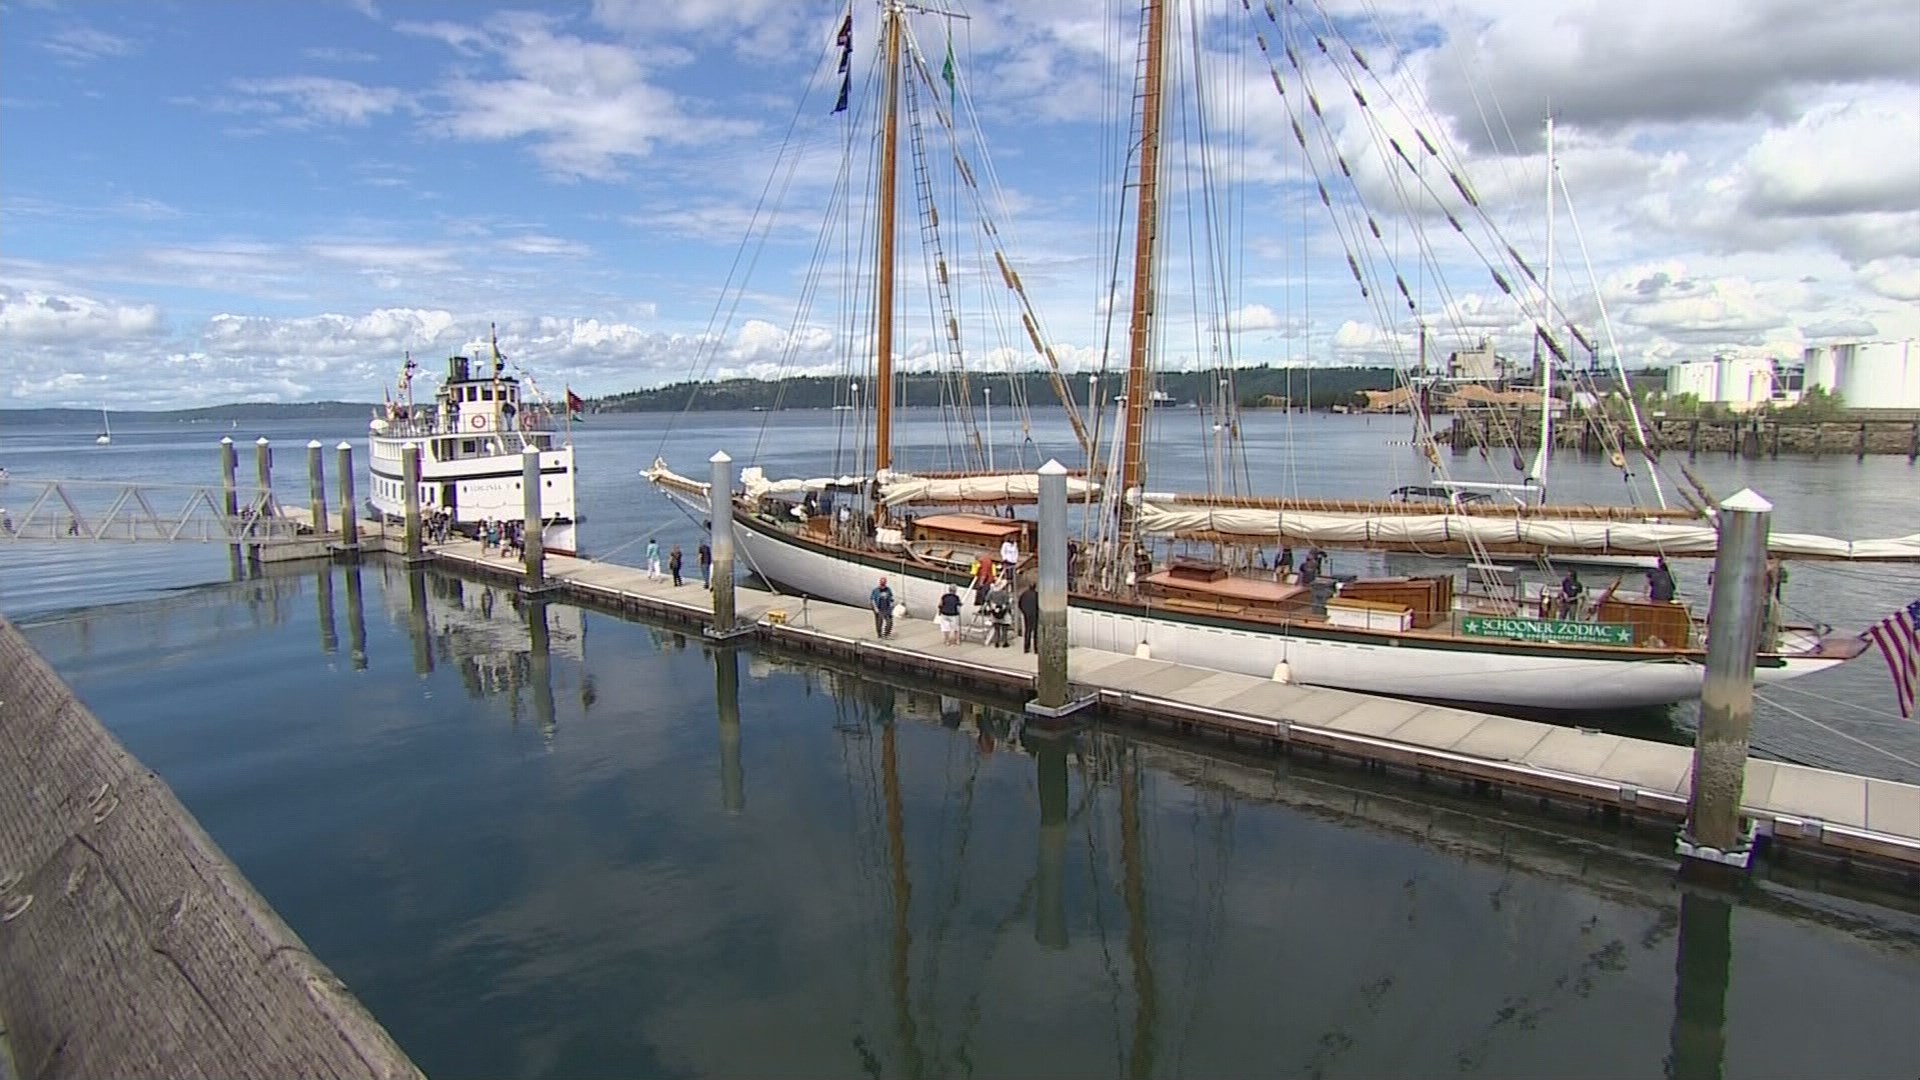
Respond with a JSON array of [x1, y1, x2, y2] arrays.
[[368, 435, 579, 555], [726, 511, 1841, 712]]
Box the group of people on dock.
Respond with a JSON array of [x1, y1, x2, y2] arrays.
[[645, 538, 712, 588], [465, 516, 526, 559], [901, 549, 1041, 652]]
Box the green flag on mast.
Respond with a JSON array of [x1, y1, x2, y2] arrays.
[[941, 35, 956, 102]]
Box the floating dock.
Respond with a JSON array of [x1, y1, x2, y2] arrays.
[[416, 533, 1920, 881]]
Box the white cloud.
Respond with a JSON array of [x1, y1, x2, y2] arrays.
[[404, 12, 756, 181], [40, 26, 137, 64], [499, 235, 592, 258], [1416, 0, 1920, 144], [0, 287, 165, 344], [1860, 258, 1920, 302], [1739, 97, 1920, 218], [226, 76, 409, 127]]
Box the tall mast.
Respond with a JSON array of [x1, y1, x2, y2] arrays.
[[1118, 0, 1171, 532], [874, 1, 904, 475], [1529, 113, 1556, 491]]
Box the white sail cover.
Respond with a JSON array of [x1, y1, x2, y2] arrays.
[[1133, 502, 1920, 561], [878, 471, 1100, 507], [740, 466, 866, 501]]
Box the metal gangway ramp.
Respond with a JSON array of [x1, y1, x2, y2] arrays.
[[0, 477, 315, 546]]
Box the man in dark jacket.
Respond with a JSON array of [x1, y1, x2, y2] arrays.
[[1017, 580, 1041, 653], [870, 577, 896, 639]]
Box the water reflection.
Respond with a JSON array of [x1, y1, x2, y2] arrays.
[[715, 646, 744, 814], [344, 564, 367, 670], [20, 563, 1920, 1080], [316, 566, 338, 656], [1666, 889, 1732, 1080], [406, 569, 433, 678], [1030, 728, 1070, 951]]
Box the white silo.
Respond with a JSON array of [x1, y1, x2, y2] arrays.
[[1836, 340, 1920, 409], [1726, 357, 1775, 408], [1666, 359, 1719, 401], [1803, 346, 1838, 393]]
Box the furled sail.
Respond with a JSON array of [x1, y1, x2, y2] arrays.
[[877, 471, 1100, 507], [1132, 502, 1920, 562]]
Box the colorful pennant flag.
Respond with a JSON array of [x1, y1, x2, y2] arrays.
[[565, 388, 587, 419], [831, 11, 852, 115]]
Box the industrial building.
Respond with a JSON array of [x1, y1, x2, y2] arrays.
[[1664, 339, 1919, 412]]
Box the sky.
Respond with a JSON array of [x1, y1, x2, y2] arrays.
[[1, 0, 1916, 409]]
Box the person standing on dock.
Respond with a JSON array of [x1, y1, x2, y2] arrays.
[[870, 577, 895, 639], [646, 539, 662, 581], [698, 541, 712, 588], [1017, 578, 1039, 654], [938, 585, 962, 645], [668, 545, 684, 586]]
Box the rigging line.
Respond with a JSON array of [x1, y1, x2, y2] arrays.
[[1749, 677, 1920, 730], [1751, 690, 1920, 774], [659, 26, 838, 459], [1553, 165, 1669, 509]]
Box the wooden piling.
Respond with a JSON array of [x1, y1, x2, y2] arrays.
[[400, 443, 422, 562], [1909, 421, 1918, 464], [521, 444, 545, 589], [1769, 421, 1781, 460], [708, 451, 739, 637], [335, 442, 359, 553], [1688, 419, 1700, 460], [254, 436, 274, 516], [220, 437, 242, 577], [1857, 422, 1868, 462], [307, 440, 327, 535], [1681, 488, 1772, 876]]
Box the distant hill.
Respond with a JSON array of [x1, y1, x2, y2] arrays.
[[0, 401, 378, 426], [598, 365, 1408, 412]]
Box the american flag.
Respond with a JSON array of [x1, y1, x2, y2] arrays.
[[1866, 598, 1920, 719]]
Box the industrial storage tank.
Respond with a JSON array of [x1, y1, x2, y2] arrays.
[[1833, 340, 1920, 410], [1666, 359, 1719, 401], [1717, 356, 1775, 407], [1803, 345, 1838, 393]]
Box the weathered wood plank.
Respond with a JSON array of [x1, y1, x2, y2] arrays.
[[0, 616, 421, 1080]]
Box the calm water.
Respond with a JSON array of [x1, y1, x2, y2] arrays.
[[4, 408, 1918, 781], [13, 561, 1920, 1079]]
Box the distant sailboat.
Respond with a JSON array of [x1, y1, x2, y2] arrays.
[[95, 407, 111, 446]]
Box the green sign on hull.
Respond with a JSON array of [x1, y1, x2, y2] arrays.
[[1458, 616, 1635, 647]]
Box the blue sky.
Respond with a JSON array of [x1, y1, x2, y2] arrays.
[[3, 0, 1916, 408]]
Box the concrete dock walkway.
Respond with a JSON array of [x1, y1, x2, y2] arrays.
[[421, 535, 1920, 876]]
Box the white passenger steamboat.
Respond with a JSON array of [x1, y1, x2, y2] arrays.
[[367, 342, 579, 555]]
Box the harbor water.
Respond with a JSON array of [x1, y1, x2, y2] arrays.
[[5, 409, 1918, 780], [2, 411, 1919, 1077], [8, 556, 1919, 1078]]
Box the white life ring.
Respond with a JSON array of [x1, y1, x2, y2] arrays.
[[469, 415, 487, 431]]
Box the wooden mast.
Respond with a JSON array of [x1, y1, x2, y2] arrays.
[[1118, 0, 1170, 538], [874, 1, 904, 475]]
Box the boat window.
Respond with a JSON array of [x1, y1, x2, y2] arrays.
[[482, 387, 495, 401], [462, 440, 477, 454]]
